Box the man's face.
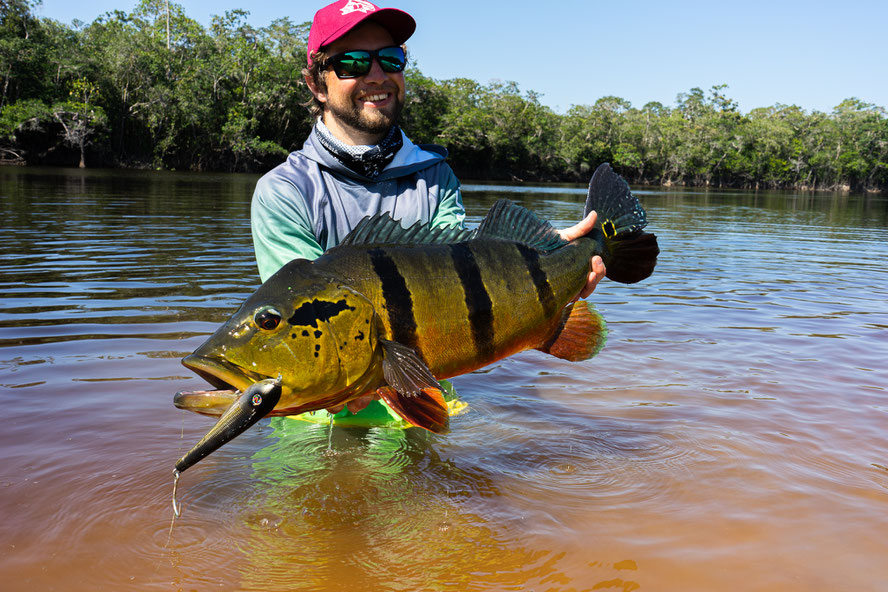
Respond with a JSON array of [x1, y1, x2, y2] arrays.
[[316, 22, 406, 142]]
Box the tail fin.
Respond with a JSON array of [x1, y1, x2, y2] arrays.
[[585, 163, 659, 284]]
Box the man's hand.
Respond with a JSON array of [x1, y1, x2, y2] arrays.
[[558, 210, 607, 299]]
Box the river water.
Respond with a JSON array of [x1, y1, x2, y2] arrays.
[[1, 166, 886, 591]]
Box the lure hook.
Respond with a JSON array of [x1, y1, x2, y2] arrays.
[[172, 469, 182, 517]]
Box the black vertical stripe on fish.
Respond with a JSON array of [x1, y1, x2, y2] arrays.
[[368, 248, 420, 351], [515, 243, 558, 319], [449, 243, 496, 360]]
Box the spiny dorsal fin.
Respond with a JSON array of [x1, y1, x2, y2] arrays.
[[339, 214, 473, 247], [474, 199, 567, 252], [339, 200, 568, 252]]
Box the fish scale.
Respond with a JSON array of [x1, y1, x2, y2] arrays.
[[328, 238, 590, 379]]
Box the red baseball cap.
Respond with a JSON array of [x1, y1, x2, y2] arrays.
[[307, 0, 416, 65]]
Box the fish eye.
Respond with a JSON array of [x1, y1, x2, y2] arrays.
[[254, 307, 282, 331]]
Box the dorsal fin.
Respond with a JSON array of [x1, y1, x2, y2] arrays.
[[474, 199, 567, 252], [338, 214, 473, 247], [338, 200, 567, 252]]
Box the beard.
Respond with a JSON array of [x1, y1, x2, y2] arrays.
[[325, 91, 404, 138]]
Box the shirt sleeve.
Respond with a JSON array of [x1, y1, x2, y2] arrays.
[[251, 173, 324, 283], [430, 166, 466, 229]]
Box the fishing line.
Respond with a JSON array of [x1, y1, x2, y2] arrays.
[[163, 414, 189, 551], [163, 470, 182, 552]]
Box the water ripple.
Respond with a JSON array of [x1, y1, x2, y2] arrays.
[[3, 170, 888, 591]]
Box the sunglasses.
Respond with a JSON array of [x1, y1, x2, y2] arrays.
[[324, 46, 407, 79]]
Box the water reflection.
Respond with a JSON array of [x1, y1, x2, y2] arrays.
[[166, 416, 576, 591], [241, 422, 494, 590]]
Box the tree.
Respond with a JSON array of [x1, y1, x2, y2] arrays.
[[51, 77, 106, 167], [0, 97, 50, 162], [1, 0, 47, 108], [0, 2, 885, 189]]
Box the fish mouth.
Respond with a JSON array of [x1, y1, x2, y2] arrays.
[[182, 353, 264, 391], [175, 354, 271, 417]]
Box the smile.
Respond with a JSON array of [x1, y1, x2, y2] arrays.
[[360, 92, 390, 103]]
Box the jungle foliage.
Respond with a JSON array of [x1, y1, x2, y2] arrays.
[[2, 0, 886, 191]]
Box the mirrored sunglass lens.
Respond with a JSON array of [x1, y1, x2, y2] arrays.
[[335, 52, 371, 77], [377, 47, 406, 72]]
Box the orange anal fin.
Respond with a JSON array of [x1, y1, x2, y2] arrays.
[[536, 300, 608, 362], [376, 386, 450, 434]]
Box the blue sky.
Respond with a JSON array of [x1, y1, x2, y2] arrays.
[[34, 0, 888, 115]]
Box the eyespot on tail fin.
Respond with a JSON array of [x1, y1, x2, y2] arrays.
[[585, 163, 659, 284], [536, 301, 608, 361], [585, 163, 648, 232]]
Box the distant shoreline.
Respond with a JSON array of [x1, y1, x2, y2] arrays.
[[2, 161, 880, 195], [2, 4, 885, 193]]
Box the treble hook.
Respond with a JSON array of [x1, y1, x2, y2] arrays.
[[172, 469, 182, 517]]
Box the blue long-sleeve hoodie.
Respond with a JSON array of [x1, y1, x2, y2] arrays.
[[251, 125, 465, 282]]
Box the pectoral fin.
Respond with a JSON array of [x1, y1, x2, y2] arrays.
[[379, 338, 441, 395], [536, 300, 608, 362], [376, 339, 449, 433]]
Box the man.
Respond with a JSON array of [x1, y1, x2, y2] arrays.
[[251, 0, 466, 283], [250, 0, 605, 422]]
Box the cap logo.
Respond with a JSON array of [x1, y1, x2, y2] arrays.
[[341, 0, 377, 15]]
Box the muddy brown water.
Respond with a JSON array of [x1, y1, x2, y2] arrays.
[[2, 167, 887, 591]]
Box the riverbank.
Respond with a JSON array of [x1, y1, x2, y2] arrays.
[[2, 160, 881, 194]]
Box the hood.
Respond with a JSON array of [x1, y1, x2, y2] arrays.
[[294, 125, 448, 183]]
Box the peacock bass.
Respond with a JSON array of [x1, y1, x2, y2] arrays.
[[173, 163, 659, 472]]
